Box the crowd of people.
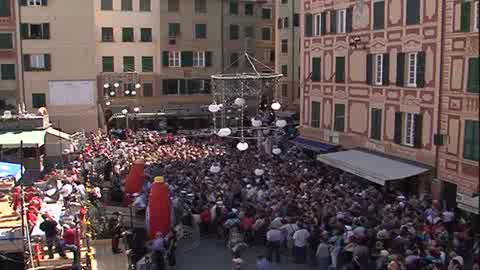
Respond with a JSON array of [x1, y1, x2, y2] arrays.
[[74, 129, 479, 270]]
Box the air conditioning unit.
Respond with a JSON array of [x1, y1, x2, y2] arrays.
[[169, 38, 176, 45], [330, 133, 339, 144]]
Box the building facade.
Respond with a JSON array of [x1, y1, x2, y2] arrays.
[[20, 0, 98, 132], [300, 0, 443, 195], [438, 0, 479, 214], [0, 0, 18, 111], [275, 0, 301, 111]]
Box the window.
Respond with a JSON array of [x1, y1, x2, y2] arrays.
[[122, 28, 134, 42], [407, 52, 418, 87], [373, 0, 385, 30], [168, 0, 179, 12], [337, 9, 346, 33], [142, 56, 153, 72], [281, 39, 288, 53], [406, 0, 420, 25], [193, 51, 205, 67], [263, 49, 273, 63], [143, 83, 153, 97], [261, 28, 271, 40], [281, 65, 288, 76], [168, 51, 181, 67], [27, 0, 47, 6], [314, 13, 322, 36], [294, 13, 300, 27], [244, 26, 254, 38], [278, 18, 283, 29], [101, 0, 113, 10], [244, 3, 253, 16], [467, 57, 479, 93], [0, 0, 11, 17], [101, 27, 114, 42], [26, 54, 50, 70], [121, 0, 132, 11], [370, 108, 382, 140], [262, 8, 272, 19], [475, 1, 479, 32], [335, 56, 345, 83], [0, 64, 15, 80], [375, 54, 383, 85], [229, 1, 238, 15], [102, 56, 114, 72], [32, 93, 46, 108], [162, 79, 182, 95], [195, 24, 207, 39], [139, 0, 151, 12], [463, 120, 479, 161], [140, 28, 152, 42], [123, 56, 135, 71], [311, 101, 321, 128], [230, 53, 239, 67], [311, 57, 321, 82], [404, 112, 416, 146], [282, 84, 288, 97], [334, 104, 345, 132], [195, 0, 207, 13], [284, 17, 289, 28], [282, 0, 288, 4], [168, 23, 180, 37], [0, 33, 13, 49], [229, 24, 239, 40]]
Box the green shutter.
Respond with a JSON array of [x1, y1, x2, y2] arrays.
[[311, 57, 321, 82], [32, 94, 46, 108], [1, 64, 15, 80], [122, 28, 134, 42], [101, 0, 113, 10], [382, 53, 390, 86], [162, 51, 169, 67], [311, 101, 321, 128], [413, 113, 423, 148], [464, 120, 479, 161], [335, 56, 345, 83], [121, 0, 132, 11], [143, 83, 153, 97], [334, 104, 345, 132], [305, 14, 313, 37], [23, 54, 31, 71], [102, 56, 114, 72], [0, 33, 12, 49], [21, 24, 29, 39], [366, 54, 373, 85], [123, 56, 134, 71], [396, 52, 405, 86], [346, 7, 353, 33], [330, 10, 337, 33], [140, 0, 151, 11], [406, 0, 420, 25], [467, 58, 479, 93], [321, 12, 327, 34], [0, 0, 10, 17], [141, 28, 152, 42], [373, 1, 385, 30], [394, 112, 403, 144], [371, 109, 382, 140], [44, 54, 51, 71], [461, 1, 471, 32], [195, 24, 206, 39], [169, 23, 179, 37], [416, 51, 426, 88], [142, 56, 153, 72], [229, 1, 238, 15], [205, 51, 212, 67], [42, 23, 50, 39], [41, 0, 47, 5], [230, 25, 239, 40], [181, 51, 193, 67]]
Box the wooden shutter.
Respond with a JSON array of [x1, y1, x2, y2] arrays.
[[396, 52, 405, 86], [460, 1, 471, 32], [278, 18, 282, 29], [373, 0, 385, 30], [394, 112, 403, 144], [467, 57, 480, 93], [311, 57, 321, 82], [179, 79, 186, 94], [335, 57, 345, 83], [205, 51, 212, 67], [162, 51, 169, 67], [416, 51, 426, 88], [42, 23, 50, 39], [382, 53, 390, 86], [20, 0, 27, 6], [21, 24, 29, 39], [366, 54, 373, 85], [406, 0, 420, 25], [371, 109, 382, 140], [463, 120, 480, 161], [413, 114, 423, 148], [321, 12, 327, 35], [41, 0, 48, 6], [305, 13, 313, 37], [0, 0, 10, 17], [346, 7, 353, 33], [44, 54, 51, 71], [330, 10, 337, 33], [23, 54, 31, 71], [334, 104, 345, 132], [142, 56, 153, 72], [181, 51, 193, 67]]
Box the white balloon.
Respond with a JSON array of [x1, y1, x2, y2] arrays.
[[217, 128, 232, 137], [208, 104, 220, 113], [236, 142, 249, 151], [271, 102, 281, 111], [103, 83, 110, 89], [251, 118, 262, 127], [180, 138, 187, 143], [276, 119, 287, 128], [254, 169, 264, 176], [234, 98, 246, 106], [210, 165, 221, 174], [272, 148, 282, 155]]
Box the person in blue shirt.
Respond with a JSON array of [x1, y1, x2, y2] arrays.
[[256, 256, 271, 270]]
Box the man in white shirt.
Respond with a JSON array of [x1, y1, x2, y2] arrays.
[[293, 224, 310, 264], [266, 227, 282, 263]]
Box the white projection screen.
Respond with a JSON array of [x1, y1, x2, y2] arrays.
[[48, 80, 96, 106]]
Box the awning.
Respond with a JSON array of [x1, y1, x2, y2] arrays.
[[0, 161, 24, 181], [0, 130, 47, 148], [456, 193, 479, 215], [292, 137, 338, 152], [317, 150, 430, 185]]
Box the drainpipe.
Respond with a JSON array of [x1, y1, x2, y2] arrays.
[[16, 0, 26, 109], [435, 0, 447, 200], [291, 0, 295, 107], [220, 0, 224, 71]]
